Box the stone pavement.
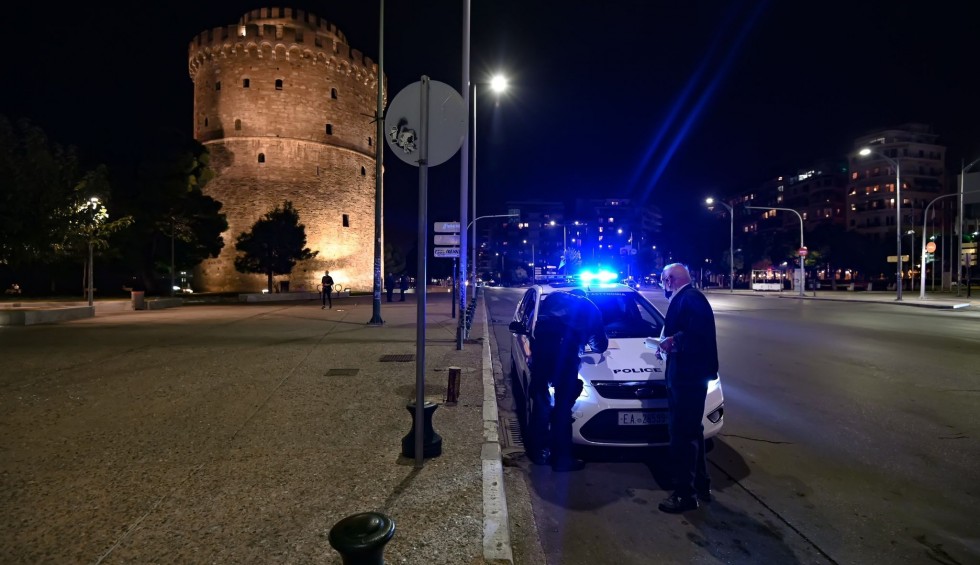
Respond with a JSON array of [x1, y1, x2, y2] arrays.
[[704, 287, 977, 309], [0, 291, 512, 564]]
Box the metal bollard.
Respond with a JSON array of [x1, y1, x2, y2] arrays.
[[446, 366, 461, 404], [328, 511, 396, 565], [401, 401, 442, 458]]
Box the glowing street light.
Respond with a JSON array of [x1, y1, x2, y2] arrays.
[[705, 197, 734, 293], [745, 204, 805, 297], [859, 147, 903, 301]]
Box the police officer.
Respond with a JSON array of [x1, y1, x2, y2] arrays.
[[528, 289, 608, 472]]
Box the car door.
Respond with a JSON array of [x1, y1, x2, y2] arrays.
[[509, 288, 539, 394]]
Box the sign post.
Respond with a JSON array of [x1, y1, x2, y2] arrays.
[[384, 77, 465, 469]]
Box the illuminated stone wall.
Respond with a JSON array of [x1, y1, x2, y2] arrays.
[[188, 7, 381, 292]]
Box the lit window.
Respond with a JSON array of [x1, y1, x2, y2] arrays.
[[608, 217, 614, 223]]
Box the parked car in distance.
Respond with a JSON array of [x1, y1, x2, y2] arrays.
[[508, 271, 724, 449]]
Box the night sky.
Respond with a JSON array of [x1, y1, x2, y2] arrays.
[[4, 1, 978, 263]]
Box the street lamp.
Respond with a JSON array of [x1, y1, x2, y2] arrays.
[[470, 74, 508, 293], [921, 189, 980, 298], [745, 205, 805, 297], [956, 157, 980, 296], [705, 197, 734, 293], [859, 147, 903, 300]]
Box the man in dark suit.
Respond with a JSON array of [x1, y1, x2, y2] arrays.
[[656, 263, 719, 513]]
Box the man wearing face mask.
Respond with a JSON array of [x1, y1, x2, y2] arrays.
[[656, 263, 718, 513]]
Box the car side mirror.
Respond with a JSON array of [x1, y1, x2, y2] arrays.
[[508, 321, 527, 335]]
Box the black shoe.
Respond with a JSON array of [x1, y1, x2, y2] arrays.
[[527, 450, 551, 465], [697, 489, 713, 503], [658, 493, 699, 513], [551, 458, 585, 472]]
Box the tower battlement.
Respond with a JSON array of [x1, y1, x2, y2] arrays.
[[188, 7, 377, 83]]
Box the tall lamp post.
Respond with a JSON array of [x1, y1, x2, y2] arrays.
[[705, 197, 734, 293], [956, 157, 980, 296], [745, 205, 805, 297], [470, 74, 509, 294], [921, 189, 980, 298], [466, 214, 518, 297], [859, 147, 903, 301]]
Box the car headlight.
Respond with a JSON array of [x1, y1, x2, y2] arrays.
[[707, 375, 721, 395], [548, 378, 591, 401]]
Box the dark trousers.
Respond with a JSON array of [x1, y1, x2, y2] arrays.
[[322, 289, 332, 308], [399, 290, 406, 301], [386, 288, 393, 302], [527, 333, 581, 464], [667, 383, 709, 497]]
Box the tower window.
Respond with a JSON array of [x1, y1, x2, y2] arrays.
[[215, 81, 221, 91], [368, 137, 372, 146], [243, 78, 250, 88], [326, 124, 333, 135], [342, 214, 350, 227], [275, 79, 283, 90], [331, 88, 338, 99], [235, 119, 242, 130], [258, 153, 266, 163], [204, 117, 209, 127], [360, 166, 366, 176]]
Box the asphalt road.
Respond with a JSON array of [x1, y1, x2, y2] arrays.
[[486, 287, 980, 565]]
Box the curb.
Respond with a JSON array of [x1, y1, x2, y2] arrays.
[[480, 295, 514, 564]]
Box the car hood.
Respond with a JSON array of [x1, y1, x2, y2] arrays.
[[580, 338, 664, 382]]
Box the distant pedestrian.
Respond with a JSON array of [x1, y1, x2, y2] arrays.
[[385, 272, 395, 303], [321, 270, 334, 309], [399, 274, 409, 302]]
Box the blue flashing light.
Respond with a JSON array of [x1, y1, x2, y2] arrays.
[[579, 269, 618, 284]]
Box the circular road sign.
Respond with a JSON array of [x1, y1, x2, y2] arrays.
[[925, 241, 937, 253], [798, 247, 808, 256], [384, 79, 465, 167]]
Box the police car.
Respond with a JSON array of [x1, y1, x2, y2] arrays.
[[508, 270, 724, 448]]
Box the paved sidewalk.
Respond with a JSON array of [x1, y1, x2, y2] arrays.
[[704, 287, 977, 309], [0, 292, 512, 564]]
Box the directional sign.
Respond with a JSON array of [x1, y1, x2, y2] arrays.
[[434, 221, 460, 233], [798, 247, 808, 256], [886, 255, 910, 263], [434, 234, 460, 245], [434, 247, 460, 258]]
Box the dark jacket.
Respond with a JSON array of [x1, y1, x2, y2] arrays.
[[535, 291, 609, 355], [663, 284, 719, 386]]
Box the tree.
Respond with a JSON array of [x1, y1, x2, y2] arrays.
[[111, 130, 227, 292], [0, 115, 85, 266], [234, 201, 317, 291]]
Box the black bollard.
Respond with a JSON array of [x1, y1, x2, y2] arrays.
[[328, 512, 396, 565], [401, 400, 442, 458]]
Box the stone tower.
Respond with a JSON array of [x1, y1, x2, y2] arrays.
[[188, 7, 380, 293]]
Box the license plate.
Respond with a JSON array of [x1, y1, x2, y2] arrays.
[[618, 411, 667, 426]]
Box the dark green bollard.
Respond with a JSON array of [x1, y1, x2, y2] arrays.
[[401, 401, 442, 458], [328, 512, 396, 564]]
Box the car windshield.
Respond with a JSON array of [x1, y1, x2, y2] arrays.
[[577, 291, 664, 339]]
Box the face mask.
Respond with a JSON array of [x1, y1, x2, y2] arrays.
[[664, 290, 673, 300]]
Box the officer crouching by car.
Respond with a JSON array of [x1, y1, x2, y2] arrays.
[[527, 289, 608, 472]]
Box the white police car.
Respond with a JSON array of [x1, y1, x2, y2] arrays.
[[508, 270, 724, 448]]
